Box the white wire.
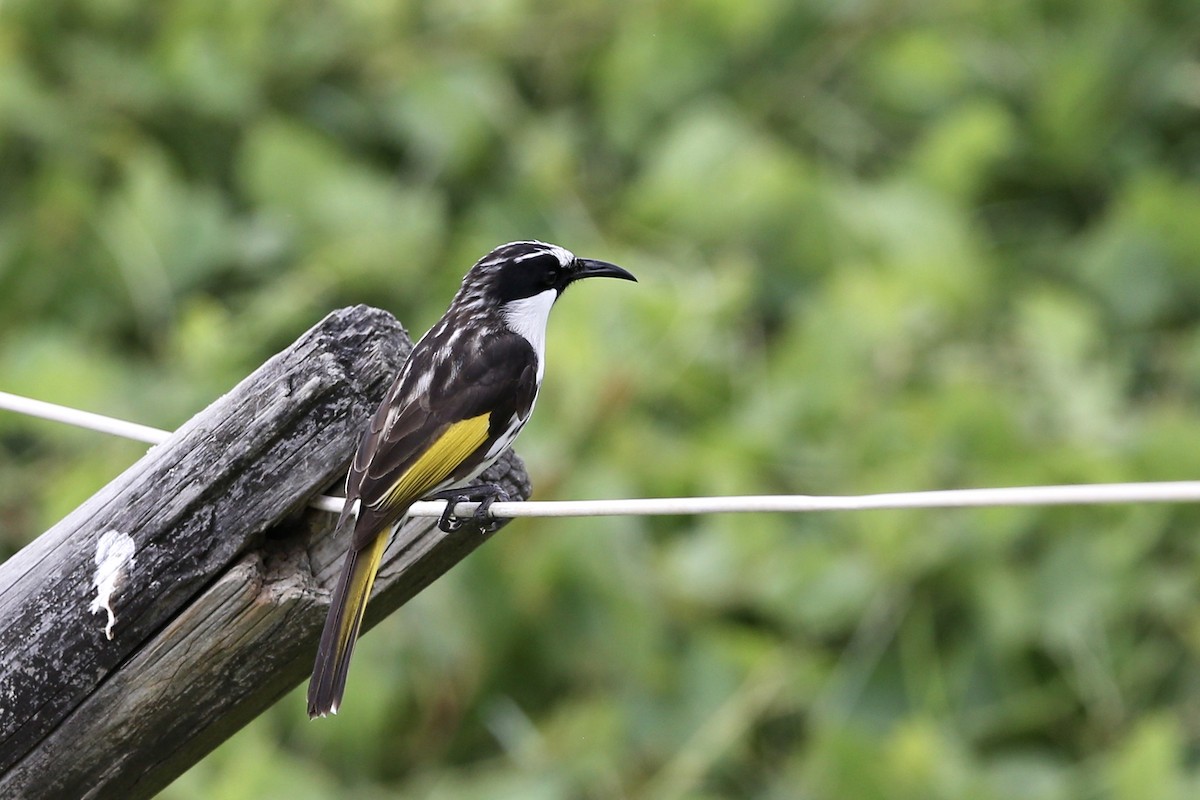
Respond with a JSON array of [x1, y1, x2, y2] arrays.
[[3, 390, 1199, 520], [407, 482, 1200, 518], [0, 391, 169, 445]]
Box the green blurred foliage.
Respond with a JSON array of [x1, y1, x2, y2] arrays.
[[3, 0, 1200, 796]]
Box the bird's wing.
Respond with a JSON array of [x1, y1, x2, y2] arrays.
[[346, 330, 538, 548]]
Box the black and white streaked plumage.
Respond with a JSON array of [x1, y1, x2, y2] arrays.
[[308, 240, 636, 718]]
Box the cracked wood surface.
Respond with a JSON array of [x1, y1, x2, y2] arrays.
[[0, 306, 530, 799]]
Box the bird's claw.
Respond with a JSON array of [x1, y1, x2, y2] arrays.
[[430, 484, 510, 534]]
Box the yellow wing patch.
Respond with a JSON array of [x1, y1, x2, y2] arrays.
[[378, 413, 491, 510]]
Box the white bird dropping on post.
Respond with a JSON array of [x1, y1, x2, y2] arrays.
[[89, 530, 136, 640]]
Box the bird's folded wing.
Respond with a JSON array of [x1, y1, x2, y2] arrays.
[[380, 414, 491, 507], [346, 332, 537, 547]]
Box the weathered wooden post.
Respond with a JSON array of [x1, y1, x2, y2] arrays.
[[0, 305, 529, 799]]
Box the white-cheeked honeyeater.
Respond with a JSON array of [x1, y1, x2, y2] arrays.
[[308, 240, 636, 718]]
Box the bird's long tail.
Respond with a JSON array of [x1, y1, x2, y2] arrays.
[[307, 529, 390, 718]]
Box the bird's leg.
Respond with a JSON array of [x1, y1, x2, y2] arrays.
[[427, 484, 511, 533]]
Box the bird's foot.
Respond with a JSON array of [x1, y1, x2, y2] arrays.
[[427, 484, 511, 533]]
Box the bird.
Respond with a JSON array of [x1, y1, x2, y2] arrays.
[[307, 240, 636, 718]]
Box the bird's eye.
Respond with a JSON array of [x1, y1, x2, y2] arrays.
[[535, 256, 561, 288]]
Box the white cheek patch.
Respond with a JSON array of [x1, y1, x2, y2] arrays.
[[90, 530, 136, 640], [502, 289, 556, 382]]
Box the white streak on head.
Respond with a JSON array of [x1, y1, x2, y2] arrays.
[[502, 288, 556, 382], [513, 241, 575, 267], [89, 530, 136, 640]]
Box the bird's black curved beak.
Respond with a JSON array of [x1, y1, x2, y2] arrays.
[[573, 258, 637, 284]]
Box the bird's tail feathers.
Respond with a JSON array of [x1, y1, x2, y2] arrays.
[[307, 529, 389, 718]]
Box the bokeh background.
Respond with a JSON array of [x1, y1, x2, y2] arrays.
[[3, 0, 1200, 797]]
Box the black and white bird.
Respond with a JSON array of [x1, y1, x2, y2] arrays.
[[308, 240, 636, 718]]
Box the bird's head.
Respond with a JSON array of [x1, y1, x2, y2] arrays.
[[453, 241, 635, 334], [464, 240, 635, 304]]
